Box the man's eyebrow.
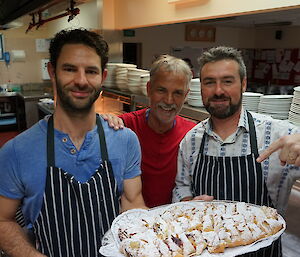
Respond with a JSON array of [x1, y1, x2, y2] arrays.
[[86, 66, 100, 71], [222, 75, 235, 79], [202, 75, 235, 80], [62, 63, 76, 68], [61, 63, 100, 71], [202, 77, 215, 81]]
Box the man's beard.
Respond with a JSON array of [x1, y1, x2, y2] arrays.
[[204, 93, 242, 119], [56, 78, 101, 114]]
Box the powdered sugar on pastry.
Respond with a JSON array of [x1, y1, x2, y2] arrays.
[[117, 202, 284, 257]]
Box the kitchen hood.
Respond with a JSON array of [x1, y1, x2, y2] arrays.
[[0, 0, 91, 29], [0, 0, 52, 26]]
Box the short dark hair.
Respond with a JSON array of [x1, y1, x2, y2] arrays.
[[49, 28, 109, 72], [198, 46, 246, 82]]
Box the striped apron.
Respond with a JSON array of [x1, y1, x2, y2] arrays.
[[191, 111, 281, 257], [32, 115, 120, 257]]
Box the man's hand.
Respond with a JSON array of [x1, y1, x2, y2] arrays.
[[101, 113, 124, 130], [181, 194, 214, 201], [257, 134, 300, 166]]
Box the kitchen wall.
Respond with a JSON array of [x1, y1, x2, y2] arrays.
[[0, 0, 100, 85], [2, 0, 300, 84], [108, 0, 300, 29], [122, 23, 300, 70], [0, 28, 49, 85]]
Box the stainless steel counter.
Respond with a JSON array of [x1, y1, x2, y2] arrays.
[[19, 91, 52, 100], [18, 91, 53, 128]]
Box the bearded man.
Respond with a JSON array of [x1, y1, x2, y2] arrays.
[[173, 46, 300, 257], [0, 28, 145, 257]]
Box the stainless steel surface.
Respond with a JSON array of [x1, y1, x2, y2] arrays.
[[17, 90, 53, 129], [37, 102, 54, 115], [19, 91, 51, 100], [0, 92, 17, 97]]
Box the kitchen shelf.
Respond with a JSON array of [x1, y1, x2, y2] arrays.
[[0, 112, 16, 118], [0, 117, 16, 125]]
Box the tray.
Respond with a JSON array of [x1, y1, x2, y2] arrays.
[[99, 201, 286, 257]]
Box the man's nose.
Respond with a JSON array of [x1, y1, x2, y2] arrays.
[[74, 70, 88, 85], [215, 82, 225, 95], [164, 93, 174, 104]]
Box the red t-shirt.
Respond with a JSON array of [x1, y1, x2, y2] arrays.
[[120, 109, 196, 207]]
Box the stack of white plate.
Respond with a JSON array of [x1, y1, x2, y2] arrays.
[[187, 78, 203, 107], [258, 95, 293, 120], [288, 86, 300, 126], [242, 92, 263, 112], [115, 64, 137, 91], [103, 63, 120, 88], [140, 74, 150, 96], [127, 68, 149, 94]]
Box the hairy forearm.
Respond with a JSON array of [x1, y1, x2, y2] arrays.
[[0, 221, 44, 257], [121, 194, 148, 212]]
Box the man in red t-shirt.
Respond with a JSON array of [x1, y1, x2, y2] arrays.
[[103, 55, 196, 207]]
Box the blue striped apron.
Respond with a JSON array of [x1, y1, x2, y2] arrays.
[[32, 115, 120, 257], [192, 111, 281, 257]]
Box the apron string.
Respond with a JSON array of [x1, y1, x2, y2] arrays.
[[47, 115, 55, 167], [96, 114, 109, 162], [246, 111, 259, 156]]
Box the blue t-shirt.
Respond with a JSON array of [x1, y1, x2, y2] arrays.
[[0, 116, 141, 227]]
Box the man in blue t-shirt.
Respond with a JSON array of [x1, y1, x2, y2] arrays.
[[0, 29, 145, 257]]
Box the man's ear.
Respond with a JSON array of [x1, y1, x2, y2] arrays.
[[146, 81, 151, 97], [47, 62, 56, 93], [242, 77, 247, 93], [47, 62, 56, 82], [184, 88, 190, 99], [101, 68, 108, 85]]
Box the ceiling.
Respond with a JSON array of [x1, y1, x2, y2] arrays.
[[195, 8, 300, 28], [0, 1, 299, 30], [0, 0, 91, 29], [0, 0, 53, 25]]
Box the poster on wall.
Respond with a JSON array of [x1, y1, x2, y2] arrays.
[[0, 34, 4, 61]]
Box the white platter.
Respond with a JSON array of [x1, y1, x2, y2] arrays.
[[100, 201, 286, 257]]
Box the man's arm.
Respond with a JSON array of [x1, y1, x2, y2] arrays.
[[0, 195, 45, 257], [121, 176, 147, 212]]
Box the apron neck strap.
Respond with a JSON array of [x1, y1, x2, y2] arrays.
[[47, 114, 109, 167], [246, 111, 259, 156], [47, 115, 55, 167], [200, 111, 258, 155], [96, 114, 109, 162]]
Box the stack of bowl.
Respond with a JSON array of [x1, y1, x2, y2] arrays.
[[127, 68, 149, 94], [115, 64, 137, 91], [103, 63, 120, 88], [187, 78, 203, 107], [242, 92, 263, 112], [258, 95, 293, 120]]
